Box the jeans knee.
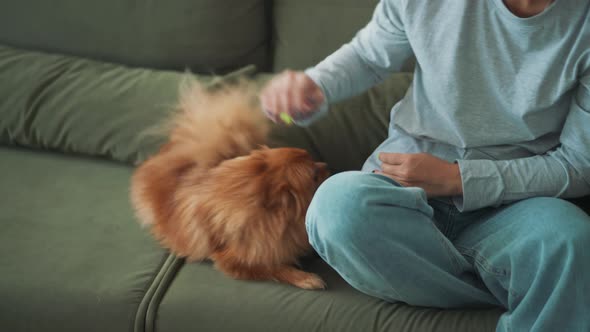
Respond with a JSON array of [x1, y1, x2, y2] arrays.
[[523, 198, 590, 239], [305, 171, 433, 254], [514, 198, 590, 267], [306, 172, 374, 246]]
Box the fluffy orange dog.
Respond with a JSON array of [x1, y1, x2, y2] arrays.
[[131, 80, 329, 289]]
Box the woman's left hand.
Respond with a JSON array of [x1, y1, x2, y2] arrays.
[[375, 152, 463, 198]]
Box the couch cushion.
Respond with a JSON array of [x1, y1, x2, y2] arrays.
[[272, 0, 377, 72], [0, 0, 269, 73], [154, 256, 503, 332], [0, 147, 181, 332], [271, 0, 416, 72], [0, 45, 256, 165]]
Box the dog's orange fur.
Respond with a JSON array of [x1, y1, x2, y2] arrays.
[[130, 80, 329, 289]]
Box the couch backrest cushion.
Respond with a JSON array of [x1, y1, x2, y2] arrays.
[[0, 45, 258, 164], [271, 0, 377, 71], [0, 0, 269, 73], [271, 0, 416, 72]]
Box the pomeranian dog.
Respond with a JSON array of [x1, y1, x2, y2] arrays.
[[130, 79, 330, 290]]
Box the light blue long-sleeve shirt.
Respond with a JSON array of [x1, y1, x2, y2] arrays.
[[300, 0, 590, 212]]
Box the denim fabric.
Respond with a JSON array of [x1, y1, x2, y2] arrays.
[[306, 171, 590, 331]]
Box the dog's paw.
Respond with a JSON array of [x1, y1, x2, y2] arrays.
[[292, 272, 327, 290]]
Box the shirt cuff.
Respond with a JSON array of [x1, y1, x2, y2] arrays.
[[452, 159, 506, 212]]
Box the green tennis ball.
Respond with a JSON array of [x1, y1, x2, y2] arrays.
[[280, 113, 294, 125]]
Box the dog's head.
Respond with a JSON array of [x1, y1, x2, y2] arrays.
[[214, 147, 329, 211], [252, 147, 329, 214], [189, 147, 329, 264]]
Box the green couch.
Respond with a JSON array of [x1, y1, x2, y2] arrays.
[[3, 1, 586, 331]]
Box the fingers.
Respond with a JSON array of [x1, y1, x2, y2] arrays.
[[293, 74, 307, 117], [305, 83, 325, 107], [373, 170, 410, 187], [378, 152, 405, 165], [377, 153, 413, 180], [282, 80, 293, 120], [379, 162, 404, 177], [296, 73, 323, 116], [260, 70, 325, 124], [261, 77, 283, 123]]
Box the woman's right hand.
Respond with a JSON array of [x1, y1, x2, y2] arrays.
[[260, 70, 325, 124]]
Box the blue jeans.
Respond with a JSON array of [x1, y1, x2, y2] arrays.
[[306, 171, 590, 332]]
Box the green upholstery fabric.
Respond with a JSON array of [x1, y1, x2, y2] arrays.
[[0, 0, 269, 73], [0, 45, 255, 165], [271, 0, 416, 72], [272, 0, 377, 71], [0, 147, 178, 332], [155, 257, 503, 332]]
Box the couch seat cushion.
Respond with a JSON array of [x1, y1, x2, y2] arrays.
[[154, 256, 503, 332], [0, 45, 256, 166], [0, 147, 178, 332]]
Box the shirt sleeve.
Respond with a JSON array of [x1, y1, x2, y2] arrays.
[[453, 73, 590, 212], [294, 0, 414, 126]]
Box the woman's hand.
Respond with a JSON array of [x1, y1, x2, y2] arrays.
[[375, 152, 463, 198], [260, 70, 325, 124]]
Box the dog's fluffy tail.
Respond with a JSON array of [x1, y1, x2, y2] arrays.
[[168, 79, 270, 169], [131, 78, 270, 229]]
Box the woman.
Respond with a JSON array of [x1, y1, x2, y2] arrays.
[[261, 0, 590, 331]]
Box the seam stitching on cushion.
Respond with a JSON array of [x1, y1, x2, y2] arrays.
[[144, 256, 185, 332], [133, 254, 184, 332], [132, 253, 170, 332]]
